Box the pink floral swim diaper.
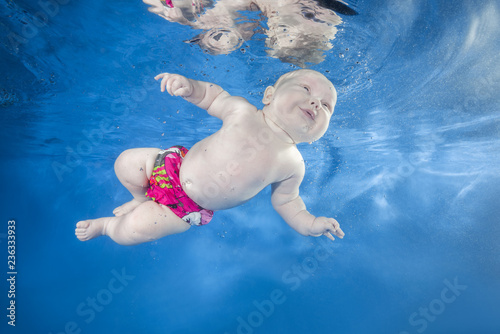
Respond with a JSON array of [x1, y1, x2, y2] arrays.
[[145, 146, 213, 226]]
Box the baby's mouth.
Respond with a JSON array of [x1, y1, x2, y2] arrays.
[[300, 108, 316, 121]]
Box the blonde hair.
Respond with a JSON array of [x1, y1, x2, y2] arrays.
[[273, 69, 331, 89]]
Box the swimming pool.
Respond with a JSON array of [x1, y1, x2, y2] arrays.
[[1, 0, 499, 333]]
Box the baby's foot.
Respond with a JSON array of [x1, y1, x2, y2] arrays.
[[113, 199, 143, 216], [75, 219, 106, 241]]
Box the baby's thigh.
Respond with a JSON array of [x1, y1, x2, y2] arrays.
[[114, 147, 161, 180]]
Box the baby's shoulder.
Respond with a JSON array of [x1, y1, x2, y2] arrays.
[[208, 91, 257, 120], [212, 94, 258, 120], [222, 99, 260, 121], [275, 146, 305, 177], [216, 92, 256, 112], [289, 147, 305, 170], [228, 96, 259, 115]]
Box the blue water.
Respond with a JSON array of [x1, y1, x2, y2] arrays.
[[1, 0, 499, 333]]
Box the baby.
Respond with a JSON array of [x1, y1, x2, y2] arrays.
[[75, 69, 345, 245]]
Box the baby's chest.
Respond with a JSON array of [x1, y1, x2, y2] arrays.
[[218, 141, 293, 191], [210, 113, 295, 179]]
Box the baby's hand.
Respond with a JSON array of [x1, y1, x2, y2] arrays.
[[310, 217, 345, 241], [155, 73, 193, 97]]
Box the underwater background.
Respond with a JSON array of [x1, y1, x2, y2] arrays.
[[1, 0, 499, 333]]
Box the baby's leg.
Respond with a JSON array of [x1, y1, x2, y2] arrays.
[[112, 148, 160, 216], [76, 201, 190, 245]]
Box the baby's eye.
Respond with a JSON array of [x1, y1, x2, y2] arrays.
[[303, 86, 310, 92]]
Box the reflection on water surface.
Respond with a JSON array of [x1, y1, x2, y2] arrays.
[[145, 0, 357, 66]]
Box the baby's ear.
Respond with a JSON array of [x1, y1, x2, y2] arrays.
[[262, 86, 275, 105]]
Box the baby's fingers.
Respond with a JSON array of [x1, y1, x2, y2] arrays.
[[173, 87, 191, 97], [333, 226, 345, 239], [328, 218, 344, 239], [154, 73, 164, 80], [154, 73, 170, 81], [154, 73, 171, 92], [324, 232, 335, 241], [170, 79, 185, 95], [169, 78, 192, 96]]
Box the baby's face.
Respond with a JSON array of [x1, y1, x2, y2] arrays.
[[264, 70, 337, 143]]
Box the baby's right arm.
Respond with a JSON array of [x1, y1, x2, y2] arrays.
[[155, 73, 250, 119]]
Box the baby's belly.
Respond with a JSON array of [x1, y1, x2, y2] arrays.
[[179, 141, 270, 211]]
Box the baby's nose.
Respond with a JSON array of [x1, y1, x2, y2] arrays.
[[310, 99, 320, 109]]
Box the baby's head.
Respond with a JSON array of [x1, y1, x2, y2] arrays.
[[262, 69, 337, 144]]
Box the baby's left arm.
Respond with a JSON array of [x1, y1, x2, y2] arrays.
[[271, 165, 344, 241], [155, 73, 224, 111], [155, 73, 253, 120]]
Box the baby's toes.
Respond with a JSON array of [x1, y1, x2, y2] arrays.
[[75, 221, 90, 238], [75, 220, 90, 230]]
